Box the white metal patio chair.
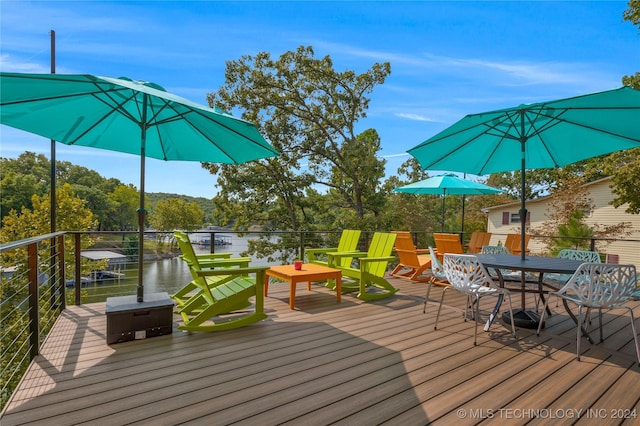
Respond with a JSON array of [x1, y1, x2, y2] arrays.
[[536, 263, 640, 365], [434, 254, 517, 346], [543, 249, 602, 311], [423, 246, 450, 313], [543, 249, 601, 289]]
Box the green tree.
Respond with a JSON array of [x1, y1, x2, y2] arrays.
[[0, 152, 50, 221], [205, 46, 391, 260], [485, 169, 552, 201], [553, 210, 594, 253], [623, 0, 640, 89], [108, 184, 141, 231], [149, 198, 204, 231], [601, 1, 640, 212], [1, 183, 100, 275]]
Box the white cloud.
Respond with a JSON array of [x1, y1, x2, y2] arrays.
[[394, 113, 436, 122], [0, 54, 50, 73]]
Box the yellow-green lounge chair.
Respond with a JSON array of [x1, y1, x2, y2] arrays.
[[307, 229, 361, 290], [306, 229, 361, 268], [173, 231, 251, 310], [173, 231, 268, 331], [330, 232, 398, 301]]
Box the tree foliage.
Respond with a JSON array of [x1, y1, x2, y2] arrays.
[[108, 184, 142, 231], [1, 183, 102, 279], [149, 198, 204, 231], [203, 46, 391, 259]]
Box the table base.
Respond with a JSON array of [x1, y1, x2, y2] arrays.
[[502, 309, 544, 329]]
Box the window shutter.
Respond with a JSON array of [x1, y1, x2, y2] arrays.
[[502, 212, 510, 225], [526, 211, 531, 224]]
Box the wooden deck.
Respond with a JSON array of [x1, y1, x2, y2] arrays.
[[2, 277, 639, 425]]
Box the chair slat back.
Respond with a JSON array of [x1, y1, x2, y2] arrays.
[[174, 231, 217, 299], [467, 232, 492, 254], [557, 249, 601, 263], [560, 263, 637, 308], [429, 246, 447, 281], [364, 232, 397, 277], [443, 254, 494, 293], [338, 229, 361, 252], [174, 230, 201, 272], [393, 232, 415, 250], [434, 233, 463, 261], [394, 233, 420, 267], [505, 233, 530, 254], [481, 245, 510, 255]]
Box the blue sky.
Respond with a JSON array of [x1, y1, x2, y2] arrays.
[[1, 1, 637, 198]]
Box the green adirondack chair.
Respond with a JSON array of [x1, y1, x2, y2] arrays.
[[306, 229, 362, 268], [306, 229, 362, 290], [172, 230, 252, 309], [172, 232, 268, 331], [330, 232, 398, 301]]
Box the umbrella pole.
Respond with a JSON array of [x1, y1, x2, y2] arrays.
[[441, 190, 446, 232], [461, 194, 465, 237], [519, 115, 527, 261], [137, 151, 146, 302], [137, 96, 148, 302]]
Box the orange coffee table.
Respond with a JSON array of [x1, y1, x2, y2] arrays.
[[265, 263, 341, 309]]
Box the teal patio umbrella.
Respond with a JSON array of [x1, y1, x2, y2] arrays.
[[0, 72, 280, 302], [394, 173, 502, 232], [408, 86, 640, 260]]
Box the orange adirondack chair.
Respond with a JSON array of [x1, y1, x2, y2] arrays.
[[433, 233, 463, 263], [391, 232, 432, 282], [465, 231, 492, 254], [505, 233, 530, 255]]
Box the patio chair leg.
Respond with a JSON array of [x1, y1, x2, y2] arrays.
[[577, 305, 584, 362], [598, 308, 604, 343], [474, 296, 480, 346], [627, 307, 640, 366], [423, 280, 433, 314], [537, 297, 550, 336], [434, 287, 448, 330], [506, 293, 516, 338]]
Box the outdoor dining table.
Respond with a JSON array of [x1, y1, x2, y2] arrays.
[[475, 254, 587, 336]]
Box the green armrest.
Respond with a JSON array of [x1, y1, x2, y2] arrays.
[[197, 266, 270, 277], [196, 252, 233, 259], [198, 257, 252, 268]]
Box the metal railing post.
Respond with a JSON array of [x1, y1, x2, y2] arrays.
[[75, 233, 81, 306], [27, 242, 40, 359], [57, 234, 66, 310]]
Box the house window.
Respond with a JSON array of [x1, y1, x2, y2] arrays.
[[502, 211, 530, 225], [580, 205, 593, 218]]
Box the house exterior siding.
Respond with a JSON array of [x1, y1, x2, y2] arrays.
[[484, 177, 640, 266]]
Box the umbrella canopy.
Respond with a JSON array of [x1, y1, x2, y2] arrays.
[[1, 72, 280, 302], [408, 86, 640, 259], [394, 173, 502, 231]]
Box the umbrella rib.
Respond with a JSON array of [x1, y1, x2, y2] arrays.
[[166, 105, 274, 163], [64, 87, 141, 145]]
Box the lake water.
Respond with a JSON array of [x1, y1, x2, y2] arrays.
[[81, 234, 277, 303]]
